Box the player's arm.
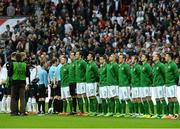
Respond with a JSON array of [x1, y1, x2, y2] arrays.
[[113, 63, 119, 82], [93, 63, 99, 82], [126, 64, 131, 84], [44, 71, 48, 88], [160, 63, 166, 83], [173, 63, 179, 85]]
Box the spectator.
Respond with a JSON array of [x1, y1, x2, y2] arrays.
[[6, 2, 15, 17]]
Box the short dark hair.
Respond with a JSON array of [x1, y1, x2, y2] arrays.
[[142, 53, 149, 60], [88, 51, 94, 59], [16, 53, 22, 62], [51, 58, 57, 64], [120, 53, 126, 60], [166, 52, 173, 59]]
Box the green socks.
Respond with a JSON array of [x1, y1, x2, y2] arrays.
[[84, 97, 89, 112], [63, 100, 67, 112], [78, 98, 84, 113], [162, 100, 168, 115], [143, 100, 149, 114], [110, 98, 115, 113], [69, 100, 73, 113], [115, 99, 121, 113], [156, 100, 161, 115], [121, 100, 126, 114], [139, 102, 144, 114], [148, 100, 154, 114], [127, 99, 133, 114], [168, 101, 174, 115], [175, 101, 179, 115], [102, 99, 107, 114]]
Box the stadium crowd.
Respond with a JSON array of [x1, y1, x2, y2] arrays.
[[0, 0, 179, 119]]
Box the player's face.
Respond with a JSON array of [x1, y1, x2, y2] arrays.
[[141, 55, 146, 62], [153, 54, 159, 62], [131, 56, 136, 64], [44, 62, 48, 69], [87, 54, 92, 61], [99, 57, 105, 64], [119, 55, 124, 64], [61, 57, 66, 65], [165, 54, 170, 62], [109, 54, 114, 62], [70, 53, 75, 60], [75, 52, 81, 59]]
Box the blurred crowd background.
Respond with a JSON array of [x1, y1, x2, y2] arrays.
[[0, 0, 179, 68]]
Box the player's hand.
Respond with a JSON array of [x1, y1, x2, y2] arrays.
[[25, 85, 29, 91], [53, 84, 57, 88]]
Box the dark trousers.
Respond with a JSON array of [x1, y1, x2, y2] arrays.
[[11, 83, 26, 114]]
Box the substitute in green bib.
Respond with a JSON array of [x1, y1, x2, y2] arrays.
[[117, 54, 132, 117], [131, 55, 144, 117], [60, 55, 72, 115], [8, 52, 30, 116], [152, 52, 167, 119], [105, 54, 118, 117], [98, 55, 108, 116], [140, 53, 154, 118], [85, 52, 99, 116], [75, 51, 88, 115], [164, 52, 179, 119]]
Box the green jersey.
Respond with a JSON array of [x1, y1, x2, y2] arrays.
[[165, 60, 179, 86], [99, 63, 108, 86], [86, 61, 99, 83], [118, 62, 131, 86], [107, 62, 118, 85], [75, 59, 87, 83], [141, 62, 153, 87], [12, 62, 27, 81], [131, 63, 141, 87], [68, 60, 76, 83], [60, 64, 69, 87], [152, 61, 165, 86]]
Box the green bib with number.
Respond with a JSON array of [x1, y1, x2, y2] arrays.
[[12, 62, 26, 81]]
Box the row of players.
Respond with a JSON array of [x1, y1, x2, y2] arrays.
[[0, 51, 179, 119]]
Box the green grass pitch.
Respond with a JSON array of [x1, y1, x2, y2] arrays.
[[0, 113, 180, 128]]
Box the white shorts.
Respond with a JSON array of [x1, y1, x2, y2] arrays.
[[107, 85, 118, 98], [154, 86, 165, 99], [132, 87, 140, 99], [61, 87, 71, 99], [99, 86, 108, 99], [77, 83, 86, 94], [166, 85, 177, 98], [119, 87, 131, 100], [141, 87, 152, 98], [86, 83, 97, 97]]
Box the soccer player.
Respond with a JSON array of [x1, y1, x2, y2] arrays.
[[97, 55, 108, 116], [152, 53, 168, 118], [48, 58, 58, 112], [105, 53, 118, 117], [68, 51, 77, 114], [59, 55, 72, 115], [49, 58, 62, 114], [140, 53, 154, 118], [37, 61, 48, 114], [26, 62, 39, 114], [75, 51, 88, 115], [1, 52, 16, 113], [164, 52, 179, 119], [117, 54, 132, 117], [86, 52, 99, 116], [54, 58, 63, 113], [131, 55, 144, 117]]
